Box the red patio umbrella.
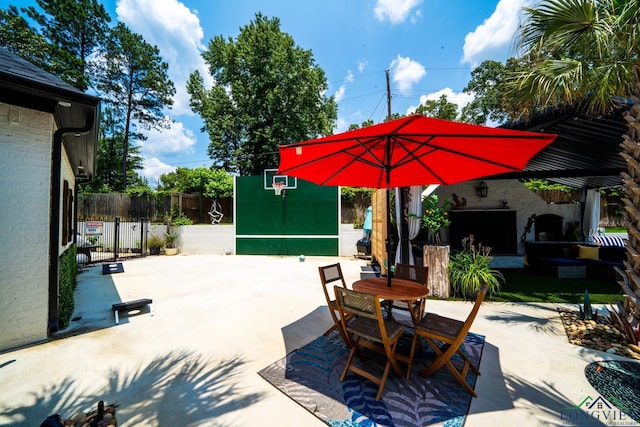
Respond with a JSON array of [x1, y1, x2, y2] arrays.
[[277, 114, 557, 285]]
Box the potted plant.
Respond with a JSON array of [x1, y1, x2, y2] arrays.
[[412, 194, 452, 298], [448, 235, 504, 299], [131, 240, 142, 254], [420, 194, 451, 245], [86, 235, 103, 251], [164, 231, 179, 255], [147, 233, 164, 255]]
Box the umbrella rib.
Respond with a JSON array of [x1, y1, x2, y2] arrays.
[[392, 135, 534, 183], [278, 137, 388, 186], [320, 136, 390, 185]]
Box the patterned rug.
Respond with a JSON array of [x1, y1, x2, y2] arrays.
[[258, 327, 485, 427], [584, 360, 640, 423]]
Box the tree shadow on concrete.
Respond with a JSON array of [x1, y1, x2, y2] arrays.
[[482, 302, 564, 334], [0, 350, 262, 426], [472, 343, 607, 426], [501, 375, 608, 426]]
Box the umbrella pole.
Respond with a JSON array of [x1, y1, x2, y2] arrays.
[[386, 187, 392, 287], [385, 132, 392, 288]]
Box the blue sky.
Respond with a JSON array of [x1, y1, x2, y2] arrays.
[[2, 0, 533, 184]]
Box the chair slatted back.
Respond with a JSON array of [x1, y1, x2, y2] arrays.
[[395, 263, 428, 286], [319, 263, 347, 302], [334, 286, 379, 320]]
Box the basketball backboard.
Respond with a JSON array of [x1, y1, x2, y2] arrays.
[[264, 169, 297, 190]]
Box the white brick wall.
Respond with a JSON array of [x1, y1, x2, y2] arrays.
[[0, 103, 53, 351], [432, 179, 580, 255]]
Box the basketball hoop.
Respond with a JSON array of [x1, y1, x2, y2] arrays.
[[273, 181, 285, 197]]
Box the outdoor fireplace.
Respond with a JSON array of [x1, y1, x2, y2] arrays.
[[449, 210, 517, 255]]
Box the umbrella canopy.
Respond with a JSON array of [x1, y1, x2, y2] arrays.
[[277, 114, 557, 284], [278, 114, 557, 189]]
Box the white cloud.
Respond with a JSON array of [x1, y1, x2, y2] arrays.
[[389, 55, 426, 94], [374, 0, 423, 24], [405, 87, 474, 116], [334, 71, 354, 102], [334, 85, 346, 102], [345, 71, 354, 84], [116, 0, 212, 116], [139, 120, 197, 158], [142, 157, 176, 185], [334, 117, 349, 134], [461, 0, 532, 67], [357, 60, 368, 74]]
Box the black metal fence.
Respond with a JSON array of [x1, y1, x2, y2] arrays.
[[76, 218, 149, 265]]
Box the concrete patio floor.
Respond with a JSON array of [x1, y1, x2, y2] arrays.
[[0, 254, 633, 426]]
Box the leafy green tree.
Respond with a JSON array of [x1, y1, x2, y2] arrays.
[[204, 169, 234, 199], [187, 13, 337, 176], [95, 22, 175, 190], [0, 6, 50, 68], [460, 59, 527, 125], [157, 167, 233, 199], [414, 94, 458, 120], [80, 107, 145, 193], [22, 0, 111, 90], [348, 119, 374, 131]]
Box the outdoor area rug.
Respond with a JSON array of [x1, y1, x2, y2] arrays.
[[584, 360, 640, 423], [258, 327, 485, 427]]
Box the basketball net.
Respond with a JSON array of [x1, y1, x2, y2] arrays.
[[273, 181, 285, 196]]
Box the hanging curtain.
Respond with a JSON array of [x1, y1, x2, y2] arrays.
[[583, 189, 600, 241], [363, 206, 372, 239], [395, 186, 423, 265]]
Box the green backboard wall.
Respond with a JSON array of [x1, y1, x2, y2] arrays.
[[235, 175, 339, 255]]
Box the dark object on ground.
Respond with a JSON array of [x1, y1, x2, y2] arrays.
[[40, 415, 64, 427], [112, 298, 153, 324]]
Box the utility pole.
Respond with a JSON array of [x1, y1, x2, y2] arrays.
[[386, 69, 392, 121], [385, 70, 410, 265]]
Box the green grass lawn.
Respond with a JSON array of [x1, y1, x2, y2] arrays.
[[605, 227, 627, 233], [488, 268, 624, 304]]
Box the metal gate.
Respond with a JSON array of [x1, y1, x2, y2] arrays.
[[77, 218, 149, 265]]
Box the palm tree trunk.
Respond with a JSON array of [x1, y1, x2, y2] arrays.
[[620, 66, 640, 319]]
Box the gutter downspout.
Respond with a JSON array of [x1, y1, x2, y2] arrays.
[[48, 116, 94, 333]]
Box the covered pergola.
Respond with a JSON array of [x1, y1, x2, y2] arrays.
[[498, 105, 629, 189]]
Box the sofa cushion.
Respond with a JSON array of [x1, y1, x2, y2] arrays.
[[593, 235, 626, 247], [599, 245, 626, 262], [577, 245, 600, 261]]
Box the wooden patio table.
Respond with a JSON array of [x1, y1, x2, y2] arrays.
[[352, 277, 429, 326]]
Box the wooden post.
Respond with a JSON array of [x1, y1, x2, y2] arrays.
[[372, 189, 388, 275], [423, 245, 450, 298]]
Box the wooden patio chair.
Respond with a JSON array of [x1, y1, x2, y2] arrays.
[[406, 283, 488, 397], [318, 263, 353, 347], [334, 286, 404, 401], [392, 263, 429, 323]]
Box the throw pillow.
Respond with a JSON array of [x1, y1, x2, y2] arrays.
[[577, 245, 600, 261]]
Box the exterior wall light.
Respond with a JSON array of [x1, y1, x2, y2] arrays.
[[476, 180, 488, 198]]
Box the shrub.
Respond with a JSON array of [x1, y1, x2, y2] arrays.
[[449, 235, 504, 299]]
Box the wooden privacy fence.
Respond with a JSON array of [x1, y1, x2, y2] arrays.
[[78, 193, 233, 224], [533, 189, 624, 227], [78, 188, 624, 226], [168, 193, 233, 224]]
